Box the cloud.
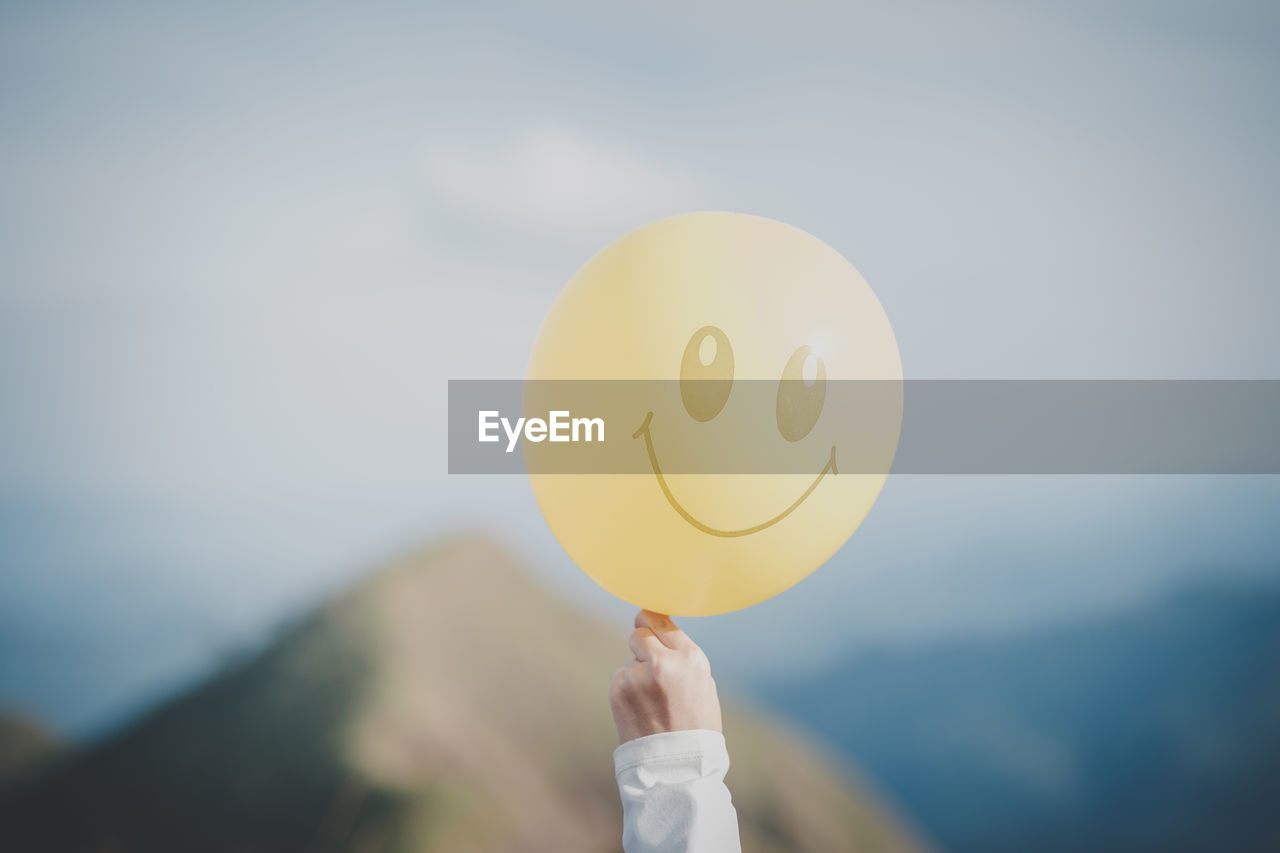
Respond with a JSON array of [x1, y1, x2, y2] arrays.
[[421, 123, 703, 241]]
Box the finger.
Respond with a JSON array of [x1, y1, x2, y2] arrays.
[[628, 627, 665, 661], [635, 610, 694, 652]]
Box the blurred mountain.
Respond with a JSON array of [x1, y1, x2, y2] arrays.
[[760, 578, 1280, 852], [0, 711, 60, 784], [0, 538, 919, 852]]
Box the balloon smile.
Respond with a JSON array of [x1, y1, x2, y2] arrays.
[[632, 411, 838, 538]]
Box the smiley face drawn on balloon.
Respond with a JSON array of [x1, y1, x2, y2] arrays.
[[525, 212, 902, 616], [632, 326, 839, 537]]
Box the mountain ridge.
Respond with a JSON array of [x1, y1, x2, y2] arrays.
[[1, 536, 921, 852], [759, 575, 1280, 852]]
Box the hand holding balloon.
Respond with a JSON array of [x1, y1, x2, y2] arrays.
[[609, 610, 723, 744]]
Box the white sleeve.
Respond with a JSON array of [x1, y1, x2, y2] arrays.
[[613, 729, 743, 853]]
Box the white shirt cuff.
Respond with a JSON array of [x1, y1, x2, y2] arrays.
[[613, 730, 741, 853], [613, 729, 731, 778]]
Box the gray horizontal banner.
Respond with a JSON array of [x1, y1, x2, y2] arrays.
[[447, 380, 1280, 474]]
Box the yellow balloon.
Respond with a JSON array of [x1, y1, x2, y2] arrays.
[[527, 212, 902, 615]]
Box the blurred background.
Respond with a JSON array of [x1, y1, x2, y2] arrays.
[[2, 1, 1278, 850]]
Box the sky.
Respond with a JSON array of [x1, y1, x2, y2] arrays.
[[1, 0, 1278, 735]]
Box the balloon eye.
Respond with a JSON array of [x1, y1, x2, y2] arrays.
[[776, 346, 826, 441], [680, 325, 734, 421]]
